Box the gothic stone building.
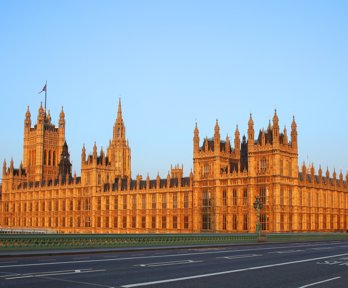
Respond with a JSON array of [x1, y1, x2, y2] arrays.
[[1, 100, 348, 233]]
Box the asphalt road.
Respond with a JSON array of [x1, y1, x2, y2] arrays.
[[1, 241, 348, 288]]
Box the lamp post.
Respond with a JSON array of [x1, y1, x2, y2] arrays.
[[253, 196, 263, 239]]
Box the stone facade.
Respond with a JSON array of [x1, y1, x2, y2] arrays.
[[1, 101, 347, 233]]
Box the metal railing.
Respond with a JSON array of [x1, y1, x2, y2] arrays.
[[0, 232, 347, 251]]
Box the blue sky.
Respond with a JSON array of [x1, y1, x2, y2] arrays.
[[1, 1, 347, 178]]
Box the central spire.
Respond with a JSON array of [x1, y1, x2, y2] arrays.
[[117, 98, 123, 122]]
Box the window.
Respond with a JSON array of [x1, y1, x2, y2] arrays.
[[152, 194, 156, 209], [173, 216, 178, 229], [260, 186, 266, 205], [173, 193, 178, 209], [243, 214, 248, 230], [123, 216, 127, 228], [202, 214, 211, 230], [280, 214, 284, 231], [114, 196, 118, 210], [162, 194, 167, 209], [162, 216, 166, 229], [114, 216, 118, 228], [85, 199, 91, 211], [243, 188, 248, 206], [203, 191, 211, 207], [289, 188, 292, 207], [222, 214, 227, 230], [44, 150, 47, 165], [184, 216, 189, 229], [232, 189, 237, 206], [141, 216, 146, 229], [123, 195, 127, 209], [260, 158, 267, 173], [97, 197, 102, 210], [105, 217, 109, 228], [280, 159, 283, 176], [232, 214, 237, 230], [53, 151, 56, 166], [222, 190, 227, 206], [280, 188, 284, 206], [132, 195, 136, 210], [132, 216, 136, 228], [106, 197, 110, 210], [97, 217, 101, 228], [151, 216, 156, 229], [142, 195, 146, 210], [260, 214, 267, 231], [203, 164, 210, 177], [85, 217, 91, 227], [184, 192, 189, 208]]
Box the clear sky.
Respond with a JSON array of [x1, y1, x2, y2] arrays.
[[1, 1, 347, 179]]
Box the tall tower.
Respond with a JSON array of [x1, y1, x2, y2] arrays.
[[22, 104, 66, 182], [107, 99, 131, 179]]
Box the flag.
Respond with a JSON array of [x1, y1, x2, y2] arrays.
[[38, 83, 47, 94]]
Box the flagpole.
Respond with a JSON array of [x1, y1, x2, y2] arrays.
[[44, 80, 47, 114]]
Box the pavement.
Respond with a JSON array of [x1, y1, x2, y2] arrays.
[[0, 240, 348, 287]]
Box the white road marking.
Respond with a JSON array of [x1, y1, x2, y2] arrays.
[[218, 254, 262, 260], [136, 260, 201, 267], [269, 250, 304, 254], [5, 268, 106, 280], [0, 242, 344, 269], [121, 253, 348, 288], [311, 247, 333, 250], [0, 272, 20, 278], [297, 276, 341, 288]]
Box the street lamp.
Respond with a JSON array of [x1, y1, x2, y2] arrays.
[[253, 196, 263, 239]]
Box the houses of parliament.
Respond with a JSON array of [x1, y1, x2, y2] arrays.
[[1, 100, 348, 234]]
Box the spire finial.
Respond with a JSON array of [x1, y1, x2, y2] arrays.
[[117, 98, 122, 119]]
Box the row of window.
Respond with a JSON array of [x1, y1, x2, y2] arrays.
[[3, 215, 190, 230], [97, 193, 190, 210], [3, 193, 191, 213], [203, 188, 249, 207], [202, 213, 250, 231]]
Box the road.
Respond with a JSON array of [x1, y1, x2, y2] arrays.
[[1, 241, 348, 287]]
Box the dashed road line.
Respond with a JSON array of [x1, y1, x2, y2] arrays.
[[5, 268, 106, 280], [217, 254, 262, 260], [0, 242, 344, 269]]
